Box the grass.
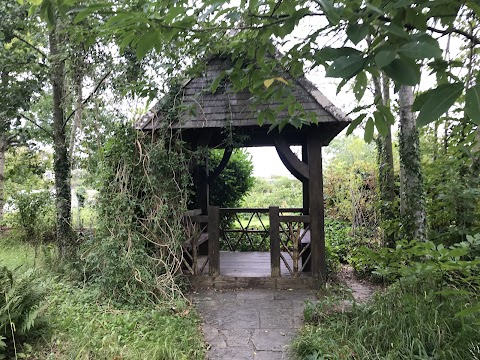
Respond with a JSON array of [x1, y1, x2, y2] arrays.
[[36, 281, 205, 359], [292, 279, 480, 360], [0, 232, 36, 270], [0, 234, 206, 360]]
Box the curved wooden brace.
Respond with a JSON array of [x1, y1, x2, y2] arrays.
[[274, 135, 309, 183], [208, 147, 233, 184]]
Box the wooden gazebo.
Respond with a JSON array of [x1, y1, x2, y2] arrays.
[[137, 57, 350, 289]]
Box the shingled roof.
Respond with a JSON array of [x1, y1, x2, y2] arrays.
[[136, 57, 349, 132]]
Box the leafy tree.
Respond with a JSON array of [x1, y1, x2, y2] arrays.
[[208, 149, 254, 208], [0, 1, 46, 219]]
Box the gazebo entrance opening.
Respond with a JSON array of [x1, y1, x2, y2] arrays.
[[182, 146, 311, 281]]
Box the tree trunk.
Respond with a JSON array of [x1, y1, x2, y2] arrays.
[[0, 71, 9, 221], [398, 85, 426, 241], [373, 74, 396, 247], [0, 135, 6, 221], [69, 49, 84, 161], [50, 27, 73, 258]]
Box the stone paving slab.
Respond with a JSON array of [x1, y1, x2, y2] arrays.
[[192, 289, 317, 360]]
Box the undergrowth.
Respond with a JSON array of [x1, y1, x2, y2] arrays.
[[35, 281, 205, 360], [80, 125, 192, 304], [292, 236, 480, 360], [294, 279, 480, 360]]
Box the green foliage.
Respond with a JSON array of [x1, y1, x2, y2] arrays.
[[293, 278, 480, 360], [80, 124, 191, 304], [358, 236, 480, 285], [242, 176, 302, 208], [8, 190, 54, 244], [76, 0, 480, 134], [324, 219, 354, 264], [4, 147, 51, 199], [41, 281, 205, 360], [421, 124, 480, 245], [208, 149, 254, 208], [0, 229, 205, 360], [324, 136, 379, 229], [0, 266, 45, 359]]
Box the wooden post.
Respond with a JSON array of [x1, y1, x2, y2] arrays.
[[302, 144, 311, 272], [195, 155, 209, 215], [307, 130, 326, 281], [269, 206, 280, 277], [302, 145, 309, 217], [208, 205, 220, 276]]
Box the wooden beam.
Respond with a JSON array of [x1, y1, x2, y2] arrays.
[[307, 130, 326, 281], [208, 205, 220, 276], [269, 206, 281, 277], [274, 134, 309, 182], [207, 147, 233, 185]]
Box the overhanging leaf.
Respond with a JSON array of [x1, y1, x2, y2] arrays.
[[318, 0, 340, 25], [416, 82, 464, 127], [465, 83, 480, 125], [383, 58, 420, 86], [346, 23, 370, 45], [136, 30, 159, 60], [399, 39, 442, 60], [374, 111, 388, 137], [377, 105, 396, 125], [346, 113, 366, 135], [326, 55, 365, 79], [364, 117, 374, 143], [353, 72, 368, 101], [316, 47, 362, 62], [378, 23, 409, 39], [211, 71, 226, 93], [374, 50, 396, 68]]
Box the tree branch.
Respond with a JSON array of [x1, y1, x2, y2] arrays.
[[13, 32, 48, 59], [18, 113, 52, 137], [377, 15, 480, 45], [62, 70, 112, 131]]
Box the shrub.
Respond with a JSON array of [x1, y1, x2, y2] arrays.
[[209, 149, 254, 208], [0, 266, 45, 359], [8, 190, 54, 244], [80, 125, 191, 304]]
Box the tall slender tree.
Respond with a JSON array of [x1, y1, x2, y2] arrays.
[[399, 85, 426, 241]]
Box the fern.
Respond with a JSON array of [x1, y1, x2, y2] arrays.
[[0, 266, 45, 357]]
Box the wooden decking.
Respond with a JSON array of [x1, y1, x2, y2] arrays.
[[198, 251, 298, 277], [187, 251, 321, 290]]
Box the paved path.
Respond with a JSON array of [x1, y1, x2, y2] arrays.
[[192, 289, 317, 360]]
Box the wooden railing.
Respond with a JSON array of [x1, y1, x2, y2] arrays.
[[182, 209, 209, 276], [219, 208, 269, 252], [182, 206, 311, 277], [269, 207, 310, 277]]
